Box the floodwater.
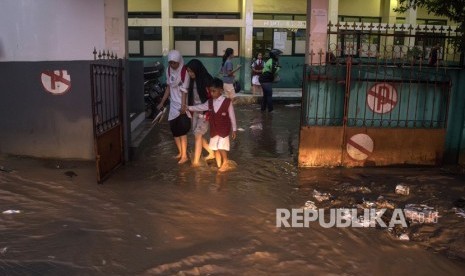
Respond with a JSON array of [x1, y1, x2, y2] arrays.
[[1, 104, 465, 275]]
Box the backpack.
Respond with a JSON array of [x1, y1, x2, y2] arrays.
[[259, 60, 279, 83], [251, 59, 263, 76]]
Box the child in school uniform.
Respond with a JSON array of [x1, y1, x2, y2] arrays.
[[188, 78, 237, 172]]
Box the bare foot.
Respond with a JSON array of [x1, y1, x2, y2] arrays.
[[218, 160, 229, 172], [204, 154, 215, 161], [178, 157, 189, 164], [191, 162, 201, 168], [173, 154, 181, 159]]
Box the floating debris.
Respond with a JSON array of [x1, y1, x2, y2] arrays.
[[360, 198, 376, 208], [2, 210, 21, 214], [395, 184, 410, 195], [398, 233, 410, 241], [312, 189, 331, 202], [303, 201, 317, 210], [249, 123, 263, 130], [376, 197, 395, 209], [237, 127, 245, 132], [404, 204, 439, 224], [346, 186, 372, 193]]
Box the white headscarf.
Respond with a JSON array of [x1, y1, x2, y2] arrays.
[[166, 50, 185, 87], [168, 49, 183, 64]]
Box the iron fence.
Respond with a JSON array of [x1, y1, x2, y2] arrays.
[[302, 22, 459, 128], [310, 21, 464, 67]]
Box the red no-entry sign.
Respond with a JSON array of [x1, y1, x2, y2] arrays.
[[347, 133, 374, 161], [41, 70, 71, 95], [367, 83, 397, 114]]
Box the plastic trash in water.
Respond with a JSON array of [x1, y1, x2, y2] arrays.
[[346, 186, 372, 193], [395, 184, 410, 195], [303, 200, 317, 210], [237, 127, 245, 132], [398, 233, 410, 241], [362, 198, 376, 208], [312, 189, 331, 202], [404, 204, 439, 223], [2, 210, 21, 214], [249, 123, 263, 130], [376, 196, 396, 209]]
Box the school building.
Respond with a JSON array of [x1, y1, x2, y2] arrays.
[[127, 0, 460, 91], [1, 0, 464, 179]]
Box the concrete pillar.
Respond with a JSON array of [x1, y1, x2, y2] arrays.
[[161, 0, 172, 56], [327, 0, 338, 55], [405, 5, 417, 47], [306, 0, 329, 64], [382, 0, 397, 55], [104, 0, 128, 58], [242, 0, 254, 93]]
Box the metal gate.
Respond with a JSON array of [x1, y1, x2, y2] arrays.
[[90, 56, 124, 183], [298, 22, 461, 167]]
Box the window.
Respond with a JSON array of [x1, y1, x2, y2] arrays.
[[128, 27, 162, 57], [338, 16, 381, 23], [128, 13, 162, 57], [396, 18, 447, 26], [253, 14, 306, 56], [172, 13, 240, 56], [417, 19, 447, 25], [174, 12, 240, 19], [128, 12, 161, 19], [174, 27, 240, 56]]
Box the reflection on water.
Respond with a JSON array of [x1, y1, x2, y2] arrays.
[[0, 105, 464, 275]]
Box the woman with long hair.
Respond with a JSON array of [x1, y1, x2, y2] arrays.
[[185, 59, 215, 166], [221, 48, 240, 99]]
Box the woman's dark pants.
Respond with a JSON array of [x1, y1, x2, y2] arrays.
[[261, 82, 273, 112]]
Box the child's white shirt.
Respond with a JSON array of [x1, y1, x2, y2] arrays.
[[189, 95, 237, 131]]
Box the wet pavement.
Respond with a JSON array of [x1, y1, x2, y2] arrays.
[[1, 104, 465, 275]]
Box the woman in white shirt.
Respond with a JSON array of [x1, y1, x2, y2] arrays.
[[185, 59, 215, 167], [157, 50, 191, 164]]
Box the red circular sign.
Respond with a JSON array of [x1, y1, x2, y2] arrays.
[[367, 83, 397, 114], [41, 70, 71, 95]]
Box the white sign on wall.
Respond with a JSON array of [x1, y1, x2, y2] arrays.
[[273, 31, 287, 50]]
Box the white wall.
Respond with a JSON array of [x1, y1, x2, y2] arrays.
[[0, 0, 106, 61]]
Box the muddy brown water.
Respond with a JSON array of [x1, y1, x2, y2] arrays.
[[1, 104, 465, 275]]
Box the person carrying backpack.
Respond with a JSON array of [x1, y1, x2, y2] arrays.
[[259, 49, 282, 112], [157, 50, 191, 164]]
